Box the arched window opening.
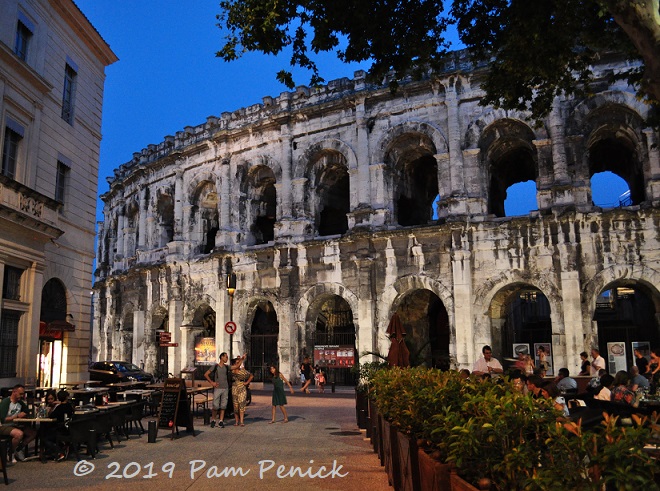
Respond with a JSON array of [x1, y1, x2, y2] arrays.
[[397, 155, 438, 226], [504, 180, 537, 216], [191, 182, 219, 254], [157, 193, 174, 247], [40, 278, 67, 323], [589, 135, 644, 206], [248, 167, 277, 245], [488, 147, 537, 218], [125, 202, 139, 257], [590, 171, 631, 208], [316, 158, 349, 236]]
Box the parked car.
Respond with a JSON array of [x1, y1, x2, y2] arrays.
[[89, 361, 154, 384]]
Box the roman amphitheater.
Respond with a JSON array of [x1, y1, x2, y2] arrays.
[[93, 50, 660, 382]]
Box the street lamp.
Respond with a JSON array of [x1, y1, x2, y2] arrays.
[[226, 273, 236, 361]]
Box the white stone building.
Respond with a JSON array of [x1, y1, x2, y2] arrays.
[[94, 51, 660, 383], [0, 0, 116, 387]]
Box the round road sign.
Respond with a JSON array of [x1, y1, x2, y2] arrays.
[[225, 321, 237, 334]]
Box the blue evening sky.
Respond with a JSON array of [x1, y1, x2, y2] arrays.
[[75, 1, 628, 224]]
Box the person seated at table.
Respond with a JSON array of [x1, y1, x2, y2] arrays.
[[540, 380, 569, 417], [594, 373, 614, 401], [42, 390, 74, 462], [554, 368, 578, 393], [610, 371, 635, 406], [526, 374, 544, 399], [587, 368, 608, 393], [0, 384, 37, 462], [630, 365, 650, 392], [510, 372, 527, 394], [45, 390, 58, 413]]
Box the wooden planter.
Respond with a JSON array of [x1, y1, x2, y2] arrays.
[[394, 429, 421, 491], [417, 448, 451, 491], [377, 413, 385, 466], [381, 419, 401, 489], [449, 469, 490, 491], [369, 398, 380, 455]]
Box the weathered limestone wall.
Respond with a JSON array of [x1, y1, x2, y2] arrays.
[[94, 51, 660, 380]]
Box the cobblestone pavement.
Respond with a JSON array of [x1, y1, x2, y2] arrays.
[[5, 384, 391, 491]]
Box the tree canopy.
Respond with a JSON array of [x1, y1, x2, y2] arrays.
[[216, 0, 659, 119]]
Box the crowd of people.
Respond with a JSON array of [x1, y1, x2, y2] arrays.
[[469, 345, 660, 417]]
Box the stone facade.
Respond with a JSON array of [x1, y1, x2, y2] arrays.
[[94, 50, 660, 381], [0, 0, 116, 386]]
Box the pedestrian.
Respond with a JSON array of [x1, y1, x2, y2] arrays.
[[633, 348, 650, 378], [269, 365, 294, 423], [590, 348, 606, 377], [300, 356, 313, 394], [204, 352, 240, 428], [315, 366, 326, 393], [578, 351, 591, 376], [230, 355, 252, 426]]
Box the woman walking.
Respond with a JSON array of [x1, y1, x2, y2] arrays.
[[269, 365, 294, 423], [231, 354, 253, 426]]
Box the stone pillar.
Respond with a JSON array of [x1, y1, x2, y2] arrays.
[[643, 128, 660, 202], [116, 204, 125, 259], [559, 267, 583, 376], [533, 139, 553, 210], [461, 149, 489, 215], [173, 168, 184, 241], [355, 99, 371, 207], [435, 153, 451, 218], [280, 130, 293, 218], [369, 163, 391, 226], [355, 258, 376, 362], [138, 187, 147, 249], [451, 245, 474, 369], [133, 310, 145, 368], [549, 101, 569, 183], [446, 82, 465, 197]]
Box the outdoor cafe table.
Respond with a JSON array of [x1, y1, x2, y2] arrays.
[[71, 387, 109, 406], [146, 383, 212, 415], [13, 417, 56, 462]]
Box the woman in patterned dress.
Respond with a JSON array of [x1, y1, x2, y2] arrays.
[[269, 365, 294, 423], [231, 356, 253, 426]]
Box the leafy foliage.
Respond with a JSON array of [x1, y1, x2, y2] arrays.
[[216, 0, 659, 119]]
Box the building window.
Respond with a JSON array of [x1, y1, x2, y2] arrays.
[[61, 63, 77, 124], [1, 127, 22, 180], [14, 20, 32, 61], [3, 266, 24, 301], [0, 310, 21, 378], [55, 161, 69, 203]]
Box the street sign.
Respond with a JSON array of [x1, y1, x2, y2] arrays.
[[159, 332, 172, 342], [224, 321, 237, 334], [160, 342, 179, 347]]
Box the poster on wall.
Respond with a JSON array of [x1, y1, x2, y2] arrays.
[[314, 345, 355, 368], [533, 342, 553, 376], [607, 342, 627, 374], [194, 337, 216, 365], [513, 343, 530, 356]]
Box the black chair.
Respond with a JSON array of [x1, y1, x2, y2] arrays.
[[92, 411, 117, 450], [58, 414, 97, 461], [123, 401, 146, 436], [148, 391, 162, 416]]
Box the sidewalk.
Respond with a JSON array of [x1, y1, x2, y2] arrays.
[[6, 385, 391, 491]]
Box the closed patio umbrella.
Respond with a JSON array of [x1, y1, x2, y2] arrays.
[[386, 313, 410, 367]]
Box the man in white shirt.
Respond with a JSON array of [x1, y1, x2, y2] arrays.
[[472, 345, 503, 377], [590, 348, 606, 377]]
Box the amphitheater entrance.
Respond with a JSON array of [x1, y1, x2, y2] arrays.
[[247, 301, 279, 382], [593, 283, 660, 370], [393, 289, 449, 369]]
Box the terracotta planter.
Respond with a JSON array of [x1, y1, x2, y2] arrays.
[[394, 429, 420, 491], [417, 448, 451, 491], [381, 419, 401, 489]]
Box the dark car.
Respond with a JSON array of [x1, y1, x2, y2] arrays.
[[88, 361, 154, 384]]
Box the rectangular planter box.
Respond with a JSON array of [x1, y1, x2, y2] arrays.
[[450, 470, 483, 491], [417, 448, 451, 491], [369, 398, 380, 455], [395, 429, 420, 491], [356, 390, 369, 429], [381, 419, 401, 490]]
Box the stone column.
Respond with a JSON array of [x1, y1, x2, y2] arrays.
[[643, 128, 660, 202], [451, 245, 474, 368], [446, 82, 465, 197], [559, 267, 583, 375], [173, 168, 185, 241], [549, 101, 569, 183], [369, 163, 390, 226], [138, 187, 147, 249], [116, 203, 125, 259], [132, 310, 145, 368], [435, 153, 451, 218], [280, 130, 293, 218], [355, 99, 371, 207], [355, 258, 376, 361]]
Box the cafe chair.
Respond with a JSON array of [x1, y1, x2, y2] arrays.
[[58, 414, 97, 461], [124, 401, 146, 436]]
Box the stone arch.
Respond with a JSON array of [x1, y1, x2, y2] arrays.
[[119, 301, 135, 361], [239, 294, 281, 380], [187, 178, 219, 253], [463, 109, 547, 150], [155, 187, 175, 247], [372, 121, 448, 164], [296, 139, 352, 236], [241, 164, 278, 245], [146, 305, 169, 375], [568, 94, 649, 206], [296, 283, 360, 326]]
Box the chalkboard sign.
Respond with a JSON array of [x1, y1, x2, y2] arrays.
[[158, 378, 194, 439]]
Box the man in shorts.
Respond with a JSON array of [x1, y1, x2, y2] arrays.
[[0, 384, 35, 462], [205, 352, 231, 428]]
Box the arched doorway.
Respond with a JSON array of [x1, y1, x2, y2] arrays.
[[490, 285, 552, 373], [393, 289, 449, 368], [593, 283, 660, 370], [248, 301, 279, 381], [39, 278, 68, 387], [308, 295, 356, 385]]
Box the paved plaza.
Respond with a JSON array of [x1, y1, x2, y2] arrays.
[[5, 384, 391, 490]]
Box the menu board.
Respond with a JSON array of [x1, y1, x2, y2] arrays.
[[158, 378, 194, 439]]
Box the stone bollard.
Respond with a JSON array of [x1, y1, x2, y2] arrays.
[[148, 420, 157, 443]]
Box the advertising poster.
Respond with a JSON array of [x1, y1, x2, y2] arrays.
[[533, 342, 553, 376], [194, 337, 216, 365], [314, 345, 355, 368], [513, 343, 530, 356], [607, 342, 627, 374]]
